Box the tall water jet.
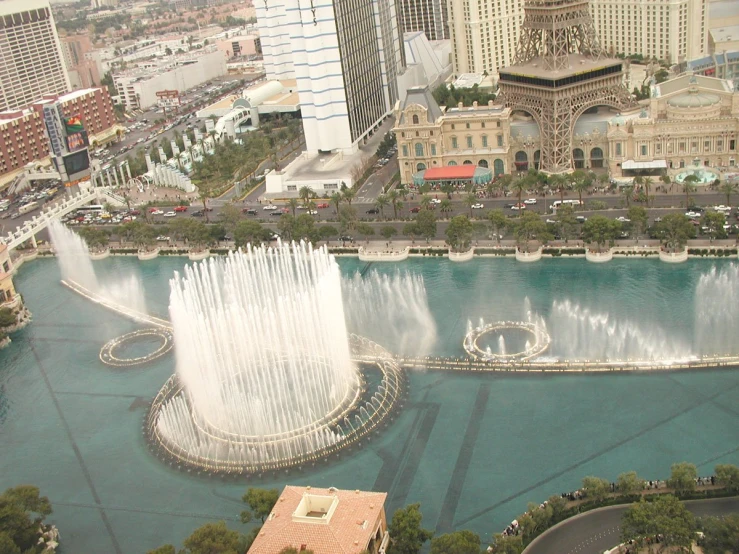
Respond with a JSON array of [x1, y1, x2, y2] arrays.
[[49, 220, 146, 313], [498, 335, 506, 356], [549, 299, 691, 361], [695, 264, 739, 356], [148, 242, 406, 473], [342, 270, 437, 357], [49, 220, 98, 291]]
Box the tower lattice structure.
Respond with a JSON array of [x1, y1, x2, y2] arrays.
[[498, 0, 636, 174]]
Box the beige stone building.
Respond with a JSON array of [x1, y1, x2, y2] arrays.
[[394, 76, 739, 185]]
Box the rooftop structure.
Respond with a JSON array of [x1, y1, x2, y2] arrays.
[[0, 0, 71, 112], [248, 486, 388, 554]]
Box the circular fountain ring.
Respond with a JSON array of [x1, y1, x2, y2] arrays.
[[100, 328, 174, 367], [144, 334, 407, 477], [464, 321, 550, 362]]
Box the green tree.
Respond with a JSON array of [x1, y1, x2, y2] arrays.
[[719, 181, 738, 206], [620, 495, 695, 552], [555, 204, 578, 243], [654, 214, 695, 252], [626, 206, 648, 241], [513, 211, 550, 252], [387, 503, 433, 554], [430, 529, 481, 554], [420, 194, 433, 211], [464, 193, 478, 218], [0, 486, 53, 553], [509, 177, 528, 217], [698, 514, 739, 554], [414, 210, 437, 243], [571, 169, 591, 206], [582, 215, 621, 252], [446, 215, 474, 252], [218, 203, 242, 233], [700, 211, 726, 241], [487, 209, 508, 244], [388, 190, 402, 219], [240, 488, 279, 524], [330, 192, 342, 215], [147, 546, 176, 554], [617, 471, 646, 495], [0, 308, 16, 328], [195, 180, 218, 223], [403, 222, 419, 244], [342, 188, 356, 205], [339, 205, 359, 235], [643, 176, 654, 207], [357, 222, 375, 243], [714, 463, 739, 491], [621, 184, 634, 208], [288, 198, 300, 217], [439, 199, 453, 213], [667, 462, 698, 494], [381, 225, 397, 243], [182, 521, 242, 554], [489, 534, 523, 554], [581, 476, 611, 502], [318, 225, 338, 244]]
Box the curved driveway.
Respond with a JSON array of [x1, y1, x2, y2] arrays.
[[523, 496, 739, 554]]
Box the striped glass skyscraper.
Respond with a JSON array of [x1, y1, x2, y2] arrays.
[[256, 0, 405, 154], [0, 0, 71, 112]]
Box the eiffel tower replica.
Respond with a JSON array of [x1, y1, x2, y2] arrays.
[[497, 0, 637, 174]]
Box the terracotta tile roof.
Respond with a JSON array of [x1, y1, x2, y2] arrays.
[[248, 486, 387, 554]]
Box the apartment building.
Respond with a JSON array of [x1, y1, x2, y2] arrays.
[[400, 0, 450, 41], [61, 34, 102, 90], [0, 0, 71, 112]]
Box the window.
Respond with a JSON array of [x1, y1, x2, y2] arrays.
[[704, 140, 710, 151], [497, 135, 503, 147], [448, 160, 458, 166], [466, 136, 473, 148], [731, 139, 736, 150], [451, 137, 458, 149], [640, 145, 647, 156], [323, 183, 338, 190], [481, 122, 486, 128], [615, 143, 622, 156], [482, 135, 488, 147], [402, 145, 408, 157], [431, 144, 437, 155], [465, 122, 470, 129], [415, 143, 424, 157], [412, 114, 419, 124], [287, 185, 297, 191]]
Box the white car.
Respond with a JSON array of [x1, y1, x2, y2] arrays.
[[546, 218, 556, 224], [713, 205, 731, 212], [523, 198, 537, 205], [430, 198, 442, 204], [307, 210, 318, 215], [151, 209, 164, 216], [471, 203, 484, 209], [156, 235, 170, 241], [616, 216, 631, 222], [685, 211, 700, 219], [263, 204, 277, 210], [163, 211, 177, 217]]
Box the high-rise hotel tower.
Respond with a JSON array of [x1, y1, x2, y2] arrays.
[[256, 0, 405, 154]]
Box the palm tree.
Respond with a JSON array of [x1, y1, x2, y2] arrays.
[[439, 199, 453, 213], [388, 190, 401, 219], [420, 195, 433, 211], [342, 188, 355, 205], [375, 194, 389, 220], [622, 184, 634, 208], [330, 192, 342, 215], [719, 181, 738, 206], [682, 175, 699, 207], [464, 193, 477, 218], [643, 177, 654, 207], [572, 172, 590, 208], [299, 186, 314, 206], [549, 174, 568, 203], [288, 198, 299, 217], [510, 177, 528, 217]]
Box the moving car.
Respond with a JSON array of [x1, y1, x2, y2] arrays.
[[242, 208, 257, 215], [366, 208, 380, 214], [316, 203, 329, 209], [430, 198, 442, 205], [163, 211, 177, 217], [263, 204, 277, 210], [410, 206, 422, 213], [510, 203, 526, 210], [471, 203, 484, 209], [523, 198, 537, 205], [174, 206, 188, 212]]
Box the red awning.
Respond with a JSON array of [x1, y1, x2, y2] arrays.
[[423, 166, 476, 180]]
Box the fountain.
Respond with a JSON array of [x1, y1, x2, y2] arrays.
[[49, 220, 147, 313], [674, 164, 719, 185], [342, 270, 437, 357], [695, 264, 739, 356], [147, 242, 405, 475]]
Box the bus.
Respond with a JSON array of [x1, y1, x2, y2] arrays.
[[18, 201, 38, 215], [77, 204, 105, 214], [551, 199, 584, 209]]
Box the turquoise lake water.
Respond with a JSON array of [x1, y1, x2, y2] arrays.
[[1, 256, 738, 553]]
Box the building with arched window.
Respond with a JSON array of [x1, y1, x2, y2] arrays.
[[394, 78, 739, 185]]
